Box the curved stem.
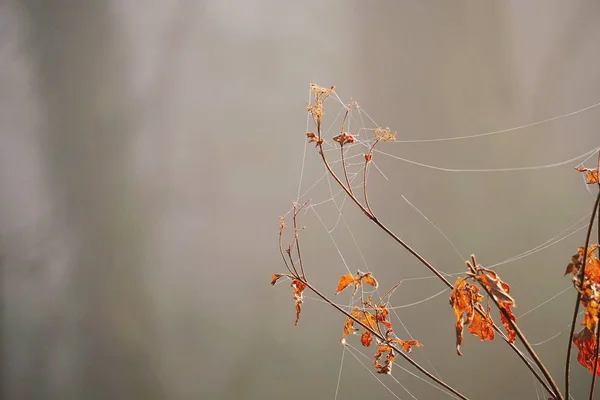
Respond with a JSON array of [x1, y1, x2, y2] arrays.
[[316, 133, 562, 400], [302, 279, 470, 400], [293, 202, 308, 279], [589, 184, 600, 400], [340, 144, 354, 196], [363, 139, 380, 216], [566, 188, 600, 398], [479, 283, 563, 400]]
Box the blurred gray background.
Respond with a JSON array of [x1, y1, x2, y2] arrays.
[[1, 0, 600, 399]]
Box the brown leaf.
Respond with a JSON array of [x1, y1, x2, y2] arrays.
[[336, 271, 379, 296], [306, 132, 323, 146], [375, 304, 392, 329], [291, 279, 307, 325], [342, 307, 361, 340], [450, 277, 482, 355], [474, 268, 516, 308], [373, 345, 395, 374], [391, 338, 423, 353], [361, 331, 373, 347], [359, 270, 379, 289], [333, 132, 355, 145], [573, 327, 600, 375], [468, 306, 495, 342], [565, 245, 600, 283], [271, 274, 283, 286], [575, 166, 599, 184]]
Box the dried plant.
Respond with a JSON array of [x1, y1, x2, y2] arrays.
[[271, 84, 600, 400]]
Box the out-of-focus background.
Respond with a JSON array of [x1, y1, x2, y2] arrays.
[[1, 1, 600, 399]]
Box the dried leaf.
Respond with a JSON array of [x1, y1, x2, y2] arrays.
[[291, 279, 307, 325], [390, 338, 423, 353], [375, 304, 392, 329], [361, 331, 373, 347], [575, 166, 599, 184], [373, 345, 395, 374], [342, 306, 378, 342], [271, 274, 283, 286], [342, 312, 358, 339], [360, 271, 379, 289], [473, 268, 516, 308], [450, 277, 482, 355], [565, 245, 600, 284], [573, 328, 600, 375], [306, 132, 323, 146], [336, 273, 358, 295], [333, 132, 355, 145], [468, 306, 495, 342], [335, 270, 379, 296]]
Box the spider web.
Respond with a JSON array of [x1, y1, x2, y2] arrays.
[[277, 84, 600, 400]]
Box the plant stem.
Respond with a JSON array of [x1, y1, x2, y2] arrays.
[[363, 139, 379, 216], [566, 187, 600, 398], [589, 183, 600, 400], [293, 202, 307, 279], [340, 144, 354, 196], [482, 284, 563, 400], [301, 279, 470, 400], [316, 134, 561, 400]]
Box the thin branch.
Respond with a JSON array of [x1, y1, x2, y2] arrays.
[[305, 87, 562, 399], [279, 218, 296, 277], [340, 144, 354, 196], [474, 270, 563, 400], [363, 139, 380, 216], [301, 279, 470, 400], [466, 259, 558, 399], [566, 187, 600, 398], [314, 109, 561, 400], [589, 183, 600, 400], [293, 201, 309, 279]]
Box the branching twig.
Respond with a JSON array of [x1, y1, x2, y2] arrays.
[[302, 279, 471, 400], [363, 139, 380, 216], [311, 88, 562, 400], [293, 201, 308, 279]]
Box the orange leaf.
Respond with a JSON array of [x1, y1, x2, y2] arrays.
[[391, 338, 423, 353], [342, 307, 361, 340], [359, 270, 379, 289], [291, 279, 307, 325], [361, 331, 373, 347], [474, 269, 516, 308], [306, 132, 323, 146], [357, 309, 378, 332], [336, 273, 358, 295], [450, 277, 482, 355], [333, 132, 355, 145], [575, 166, 599, 185], [373, 345, 395, 374], [336, 271, 379, 296], [573, 328, 600, 375], [375, 304, 392, 329], [468, 306, 495, 342], [271, 274, 283, 286], [566, 245, 600, 283]]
